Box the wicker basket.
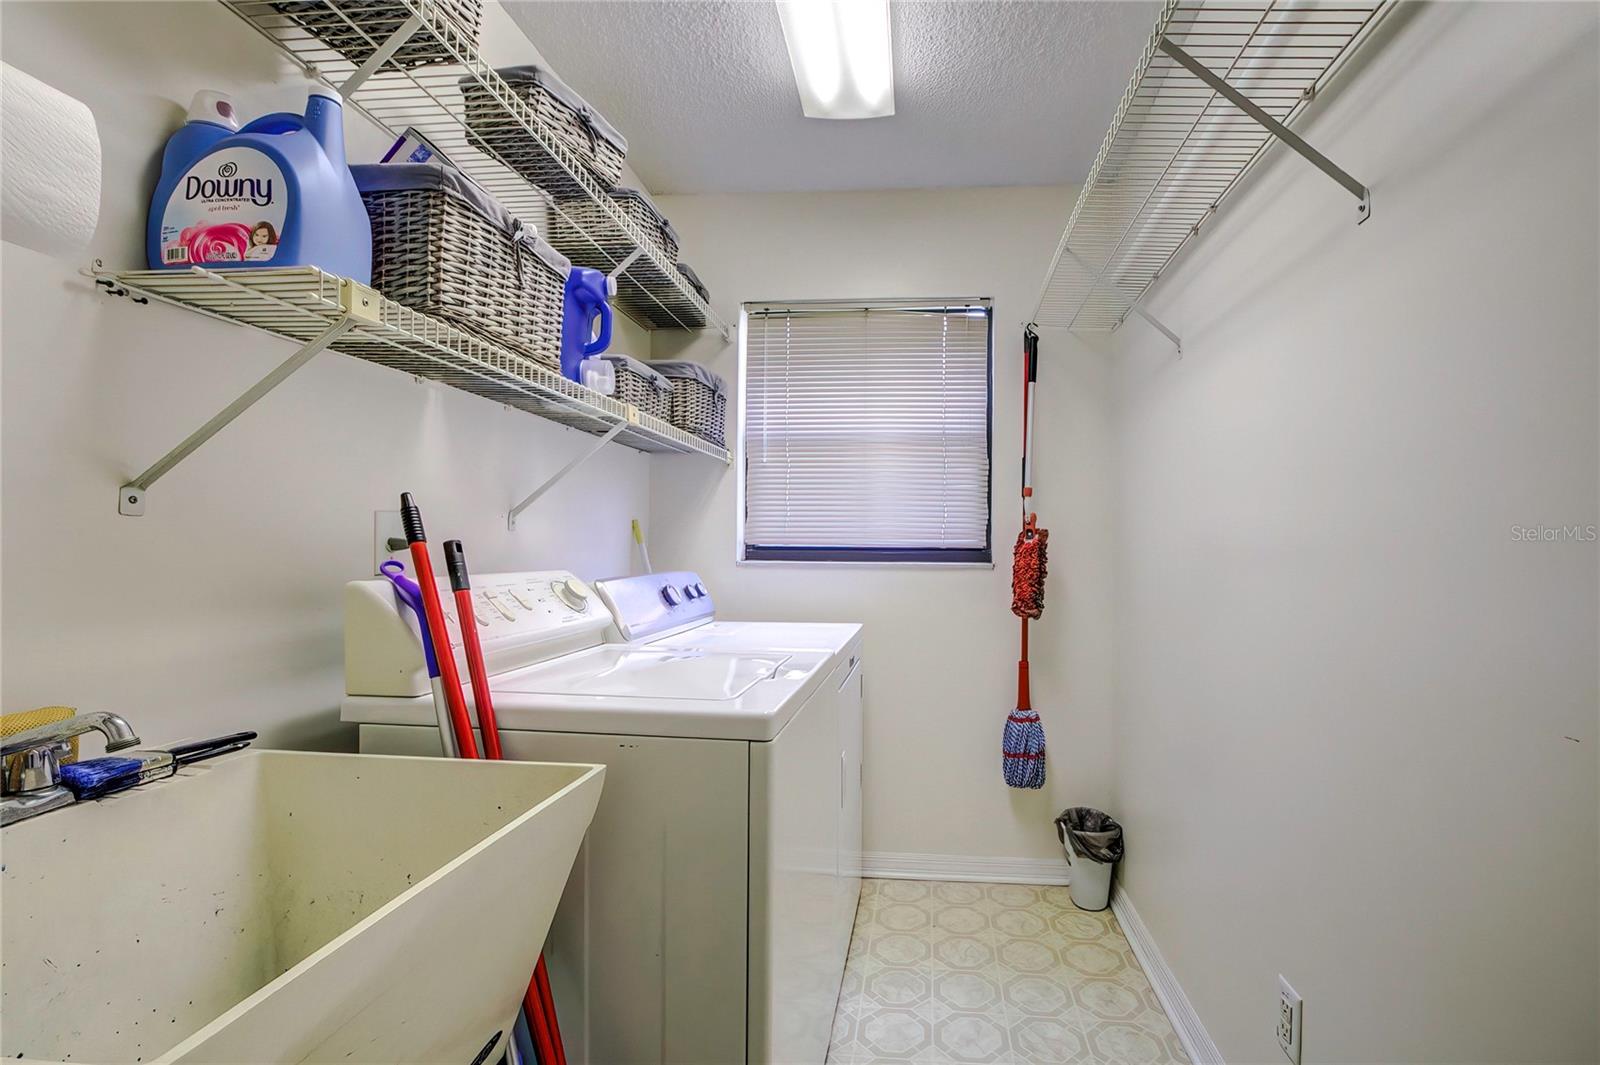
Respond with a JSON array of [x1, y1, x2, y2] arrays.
[[615, 189, 679, 263], [273, 0, 483, 69], [654, 361, 727, 447], [675, 262, 709, 303], [549, 187, 678, 265], [601, 355, 672, 420], [462, 65, 627, 198], [352, 163, 568, 371]]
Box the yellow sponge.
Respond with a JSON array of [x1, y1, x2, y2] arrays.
[[1, 706, 79, 761]]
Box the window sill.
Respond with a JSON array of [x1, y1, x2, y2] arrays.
[[735, 558, 996, 571]]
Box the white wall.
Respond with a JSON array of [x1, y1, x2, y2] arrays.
[[1104, 4, 1599, 1062], [0, 1, 654, 750], [647, 186, 1120, 866], [7, 8, 1595, 1059]]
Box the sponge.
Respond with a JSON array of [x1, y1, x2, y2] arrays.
[[1, 705, 80, 761]]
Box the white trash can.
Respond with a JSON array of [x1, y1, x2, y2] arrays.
[[1055, 807, 1123, 912]]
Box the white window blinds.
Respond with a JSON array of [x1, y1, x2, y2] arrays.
[[742, 301, 992, 563]]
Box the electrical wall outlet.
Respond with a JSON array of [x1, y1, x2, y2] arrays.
[[374, 510, 406, 574], [1277, 975, 1303, 1064]]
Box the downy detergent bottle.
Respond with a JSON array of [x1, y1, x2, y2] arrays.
[[147, 85, 371, 283]]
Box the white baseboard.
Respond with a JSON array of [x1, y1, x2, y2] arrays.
[[1112, 886, 1224, 1065], [860, 850, 1071, 885]]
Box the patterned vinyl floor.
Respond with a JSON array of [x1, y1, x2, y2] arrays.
[[827, 879, 1189, 1065]]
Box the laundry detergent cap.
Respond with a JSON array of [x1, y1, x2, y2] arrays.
[[186, 90, 239, 130]]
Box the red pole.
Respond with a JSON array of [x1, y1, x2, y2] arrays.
[[444, 540, 504, 761], [399, 495, 478, 759], [441, 534, 565, 1065], [524, 983, 559, 1065], [535, 956, 568, 1065]]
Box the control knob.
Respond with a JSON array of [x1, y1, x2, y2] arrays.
[[552, 578, 590, 612]]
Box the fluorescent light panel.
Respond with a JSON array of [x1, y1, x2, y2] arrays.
[[776, 0, 894, 120]]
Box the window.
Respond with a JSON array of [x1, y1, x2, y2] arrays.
[[740, 299, 993, 564]]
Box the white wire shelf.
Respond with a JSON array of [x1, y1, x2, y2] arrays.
[[1034, 0, 1392, 335], [94, 265, 731, 462], [222, 0, 729, 338]]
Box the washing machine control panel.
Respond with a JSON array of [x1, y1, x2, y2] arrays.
[[462, 573, 598, 633], [594, 571, 715, 643], [345, 569, 612, 698]]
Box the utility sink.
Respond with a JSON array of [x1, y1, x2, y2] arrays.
[[1, 750, 603, 1063]]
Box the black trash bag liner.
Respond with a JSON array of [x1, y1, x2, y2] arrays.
[[1055, 807, 1124, 864]]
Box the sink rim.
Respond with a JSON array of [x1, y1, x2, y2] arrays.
[[159, 750, 604, 1063]]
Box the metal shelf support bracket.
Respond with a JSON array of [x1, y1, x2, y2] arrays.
[[116, 279, 380, 516], [339, 15, 422, 96], [1123, 305, 1183, 357], [607, 248, 644, 283], [508, 419, 628, 530], [1062, 248, 1183, 356], [1158, 37, 1372, 224]]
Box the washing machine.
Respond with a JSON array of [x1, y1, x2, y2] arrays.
[[341, 570, 862, 1065]]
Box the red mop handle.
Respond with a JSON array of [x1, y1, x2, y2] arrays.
[[445, 540, 504, 761], [441, 534, 566, 1063], [535, 956, 568, 1065], [524, 982, 559, 1065], [401, 506, 559, 1064], [400, 495, 480, 759], [1017, 618, 1032, 710], [1021, 327, 1038, 503]]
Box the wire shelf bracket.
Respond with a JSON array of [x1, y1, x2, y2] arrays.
[[338, 14, 422, 96], [1033, 0, 1393, 337], [106, 272, 382, 516], [1060, 247, 1184, 356], [507, 420, 625, 530], [1157, 37, 1370, 222]]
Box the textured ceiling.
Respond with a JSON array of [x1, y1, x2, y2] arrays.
[[501, 1, 1159, 194]]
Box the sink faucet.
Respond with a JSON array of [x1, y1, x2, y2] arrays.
[[2, 712, 141, 827]]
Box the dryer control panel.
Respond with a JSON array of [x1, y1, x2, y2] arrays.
[[345, 569, 612, 698], [593, 571, 715, 643]]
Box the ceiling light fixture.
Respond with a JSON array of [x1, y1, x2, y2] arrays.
[[776, 0, 895, 120]]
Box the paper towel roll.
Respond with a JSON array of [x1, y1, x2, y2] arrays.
[[1, 62, 101, 259]]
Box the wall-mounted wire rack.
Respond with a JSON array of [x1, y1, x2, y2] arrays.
[[91, 265, 728, 516], [222, 0, 729, 338], [1034, 0, 1393, 346]]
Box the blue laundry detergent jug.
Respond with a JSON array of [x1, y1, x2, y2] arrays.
[[147, 86, 371, 283], [561, 267, 614, 381]]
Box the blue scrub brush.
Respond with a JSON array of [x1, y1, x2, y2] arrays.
[[59, 731, 256, 799]]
